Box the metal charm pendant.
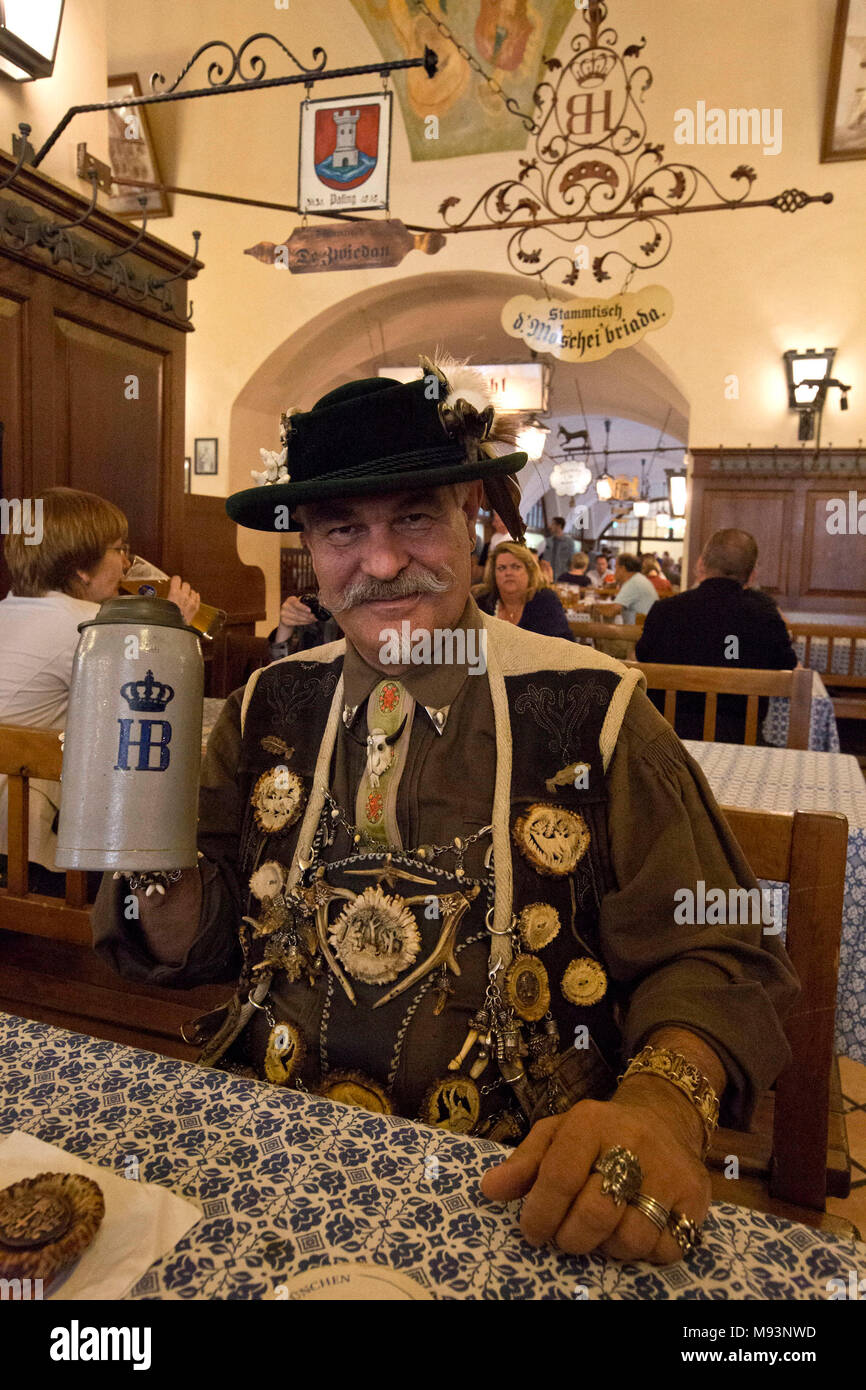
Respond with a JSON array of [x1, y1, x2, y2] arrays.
[[518, 902, 561, 951], [329, 885, 421, 984], [561, 956, 608, 1006], [512, 803, 590, 876], [319, 1071, 393, 1114], [264, 1022, 305, 1086], [504, 954, 551, 1022], [421, 1076, 481, 1134]]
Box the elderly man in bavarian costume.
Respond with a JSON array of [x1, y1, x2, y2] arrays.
[[92, 356, 798, 1264]]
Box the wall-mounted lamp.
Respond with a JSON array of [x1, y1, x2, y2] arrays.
[[666, 469, 688, 519], [782, 347, 851, 441], [0, 0, 64, 81]]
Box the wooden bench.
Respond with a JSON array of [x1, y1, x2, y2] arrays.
[[0, 723, 228, 1058], [707, 805, 853, 1236], [625, 662, 814, 749]]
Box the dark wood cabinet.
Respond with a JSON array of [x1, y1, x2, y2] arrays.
[[0, 151, 195, 583]]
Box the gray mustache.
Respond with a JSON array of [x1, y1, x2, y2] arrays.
[[331, 565, 455, 613]]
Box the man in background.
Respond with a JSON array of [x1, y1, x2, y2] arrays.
[[614, 554, 658, 625], [636, 528, 797, 742], [541, 516, 575, 580]]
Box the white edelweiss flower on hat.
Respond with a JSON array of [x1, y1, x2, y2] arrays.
[[251, 446, 291, 486]]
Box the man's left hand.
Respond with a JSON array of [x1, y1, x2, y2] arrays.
[[480, 1076, 711, 1263]]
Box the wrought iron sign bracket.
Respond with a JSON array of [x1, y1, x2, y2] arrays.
[[29, 35, 438, 169]]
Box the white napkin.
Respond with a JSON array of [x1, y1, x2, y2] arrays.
[[0, 1131, 201, 1300]]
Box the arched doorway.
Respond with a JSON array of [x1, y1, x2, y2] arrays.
[[228, 270, 690, 625]]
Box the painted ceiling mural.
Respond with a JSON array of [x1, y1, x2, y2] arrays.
[[350, 0, 574, 160]]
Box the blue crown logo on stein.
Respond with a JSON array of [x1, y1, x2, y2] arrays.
[[115, 669, 175, 772], [120, 670, 175, 713]]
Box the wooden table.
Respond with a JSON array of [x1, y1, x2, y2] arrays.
[[3, 1010, 865, 1301]]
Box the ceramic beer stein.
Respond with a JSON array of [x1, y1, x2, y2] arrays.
[[56, 597, 203, 870]]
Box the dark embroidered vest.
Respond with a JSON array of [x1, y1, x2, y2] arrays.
[[204, 651, 630, 1135]]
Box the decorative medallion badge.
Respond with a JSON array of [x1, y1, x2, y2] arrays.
[[319, 1071, 393, 1114], [264, 1022, 305, 1086], [378, 681, 400, 714], [512, 802, 590, 876], [421, 1077, 481, 1134], [365, 790, 384, 823], [504, 954, 551, 1022], [251, 766, 305, 834], [518, 902, 561, 951], [561, 957, 608, 1007], [329, 885, 421, 984], [249, 861, 287, 901]]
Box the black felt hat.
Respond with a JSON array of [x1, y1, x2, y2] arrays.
[[225, 361, 528, 533]]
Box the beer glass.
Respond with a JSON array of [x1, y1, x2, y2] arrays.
[[120, 555, 226, 639]]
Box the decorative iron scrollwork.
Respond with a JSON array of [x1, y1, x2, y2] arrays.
[[438, 1, 830, 289], [149, 33, 328, 94]]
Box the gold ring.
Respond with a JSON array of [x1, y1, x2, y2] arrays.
[[628, 1191, 670, 1233]]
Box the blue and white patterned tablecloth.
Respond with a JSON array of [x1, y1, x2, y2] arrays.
[[1, 1012, 864, 1301], [686, 741, 866, 1062], [763, 672, 840, 753]]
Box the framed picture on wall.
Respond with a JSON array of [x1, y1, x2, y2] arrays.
[[822, 0, 866, 162], [106, 73, 172, 218], [194, 438, 218, 475]]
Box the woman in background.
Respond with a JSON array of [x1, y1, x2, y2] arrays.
[[0, 487, 199, 885], [475, 541, 574, 641]]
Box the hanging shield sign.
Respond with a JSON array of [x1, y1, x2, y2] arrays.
[[502, 286, 673, 362]]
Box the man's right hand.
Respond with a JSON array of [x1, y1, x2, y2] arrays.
[[275, 596, 318, 643]]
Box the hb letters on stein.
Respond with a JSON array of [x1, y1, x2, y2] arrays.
[[115, 671, 174, 772]]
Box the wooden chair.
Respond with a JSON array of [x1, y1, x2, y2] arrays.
[[0, 723, 229, 1059], [707, 805, 853, 1236], [570, 621, 643, 659], [783, 621, 866, 725], [0, 724, 91, 944], [626, 662, 814, 749]]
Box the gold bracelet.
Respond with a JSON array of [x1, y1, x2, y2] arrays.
[[619, 1046, 720, 1157]]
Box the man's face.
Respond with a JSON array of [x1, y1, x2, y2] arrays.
[[595, 556, 607, 575], [551, 521, 563, 536], [299, 484, 480, 670]]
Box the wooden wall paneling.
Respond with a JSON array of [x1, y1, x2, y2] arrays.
[[698, 485, 791, 593], [0, 287, 28, 597], [689, 451, 865, 614], [802, 488, 866, 600], [53, 317, 167, 563]]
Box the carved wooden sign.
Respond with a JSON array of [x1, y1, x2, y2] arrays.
[[244, 219, 445, 274], [502, 285, 674, 362]]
